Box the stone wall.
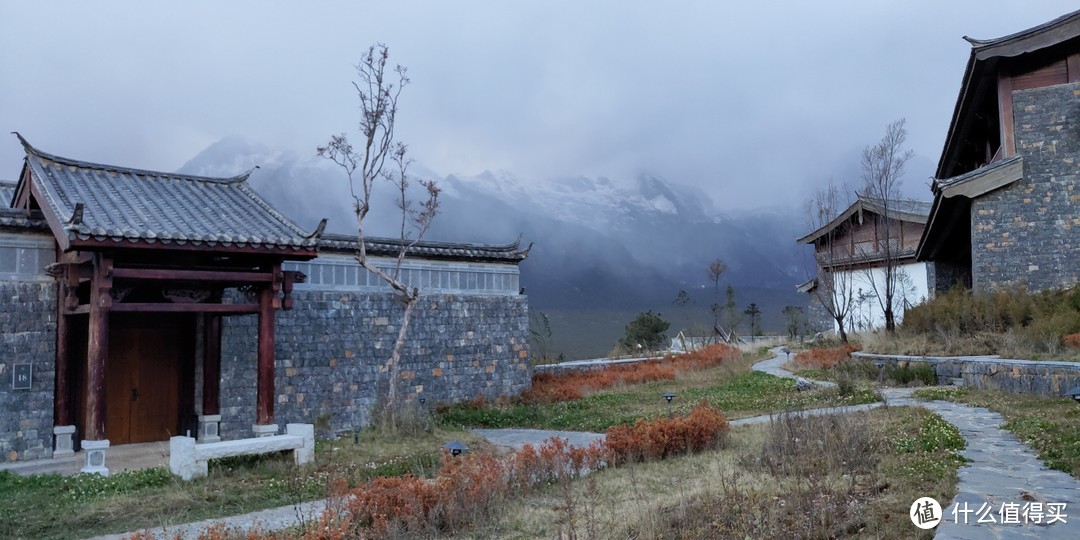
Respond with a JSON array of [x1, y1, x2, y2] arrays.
[[0, 282, 57, 462], [970, 82, 1079, 292], [853, 352, 1080, 397], [220, 291, 530, 438], [927, 260, 971, 296], [805, 292, 834, 335]]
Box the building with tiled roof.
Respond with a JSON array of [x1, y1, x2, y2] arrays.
[[0, 138, 531, 470], [917, 9, 1080, 294], [797, 195, 932, 335]]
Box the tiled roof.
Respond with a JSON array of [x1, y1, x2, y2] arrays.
[[0, 208, 48, 232], [319, 233, 530, 263], [0, 181, 15, 207], [797, 195, 931, 245], [858, 196, 932, 223], [17, 136, 319, 253], [0, 181, 49, 232]]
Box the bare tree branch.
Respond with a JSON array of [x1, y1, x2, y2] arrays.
[[858, 118, 913, 333], [318, 44, 438, 429]]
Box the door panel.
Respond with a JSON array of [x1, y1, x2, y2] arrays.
[[105, 315, 190, 444]]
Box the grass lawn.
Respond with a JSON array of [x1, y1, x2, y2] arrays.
[[439, 353, 880, 432], [481, 406, 963, 539], [914, 386, 1080, 478], [0, 427, 489, 540], [436, 369, 876, 432], [0, 351, 886, 539]]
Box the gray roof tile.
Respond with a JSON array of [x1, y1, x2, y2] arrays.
[[18, 137, 318, 253], [319, 233, 530, 263]]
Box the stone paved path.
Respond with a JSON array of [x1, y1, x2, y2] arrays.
[[86, 499, 328, 540], [761, 348, 1080, 539], [753, 347, 837, 388], [470, 428, 605, 450]]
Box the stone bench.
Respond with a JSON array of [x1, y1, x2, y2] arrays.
[[169, 423, 315, 481]]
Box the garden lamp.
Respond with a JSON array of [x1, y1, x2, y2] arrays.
[[663, 392, 676, 419], [443, 440, 470, 456], [873, 360, 885, 383]]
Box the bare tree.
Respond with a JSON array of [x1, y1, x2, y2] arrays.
[[318, 44, 440, 427], [858, 119, 912, 333], [805, 181, 857, 342], [743, 303, 761, 337], [707, 258, 727, 339]]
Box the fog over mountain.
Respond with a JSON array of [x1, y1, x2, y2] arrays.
[[178, 136, 938, 356], [181, 137, 819, 314]]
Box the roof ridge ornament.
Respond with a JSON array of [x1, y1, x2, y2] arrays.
[[306, 218, 328, 240], [66, 202, 84, 226]]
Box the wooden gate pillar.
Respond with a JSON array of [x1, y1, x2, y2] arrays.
[[254, 269, 280, 436]]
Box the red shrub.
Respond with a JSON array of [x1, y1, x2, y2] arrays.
[[522, 344, 740, 405], [605, 400, 730, 464], [793, 344, 861, 369], [1065, 333, 1080, 350]]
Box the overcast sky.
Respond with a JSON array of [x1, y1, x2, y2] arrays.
[[1, 1, 1076, 210]]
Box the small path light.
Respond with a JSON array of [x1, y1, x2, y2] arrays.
[[1067, 387, 1080, 404], [873, 360, 886, 384], [663, 392, 676, 419], [443, 440, 470, 457]]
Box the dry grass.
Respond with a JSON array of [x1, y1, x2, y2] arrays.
[[863, 286, 1080, 360], [480, 407, 962, 539]]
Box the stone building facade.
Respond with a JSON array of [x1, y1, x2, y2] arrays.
[[0, 140, 531, 465], [217, 252, 530, 438], [0, 245, 57, 462], [967, 83, 1079, 291], [918, 11, 1080, 293]]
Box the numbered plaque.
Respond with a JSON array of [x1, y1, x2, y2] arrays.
[[12, 363, 31, 390]]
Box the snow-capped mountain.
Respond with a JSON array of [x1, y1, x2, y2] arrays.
[[179, 137, 808, 320]]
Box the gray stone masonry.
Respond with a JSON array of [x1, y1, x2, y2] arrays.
[[220, 291, 530, 439], [853, 352, 1080, 398], [971, 83, 1079, 292], [0, 282, 57, 463]]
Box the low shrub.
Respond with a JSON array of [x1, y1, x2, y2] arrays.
[[310, 436, 609, 538], [521, 344, 740, 405], [1064, 332, 1080, 350], [604, 400, 729, 464], [893, 286, 1080, 357], [793, 343, 861, 369]]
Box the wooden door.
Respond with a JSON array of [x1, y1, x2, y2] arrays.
[[105, 315, 192, 444]]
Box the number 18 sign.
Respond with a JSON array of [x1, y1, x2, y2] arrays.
[[12, 363, 31, 390]]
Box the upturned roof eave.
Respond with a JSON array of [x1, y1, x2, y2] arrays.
[[935, 9, 1080, 179]]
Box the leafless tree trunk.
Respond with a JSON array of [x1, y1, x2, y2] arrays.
[[707, 258, 727, 340], [318, 44, 440, 429], [858, 119, 912, 333], [805, 181, 857, 343]]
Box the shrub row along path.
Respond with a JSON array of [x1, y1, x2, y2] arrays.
[[761, 347, 1080, 539]]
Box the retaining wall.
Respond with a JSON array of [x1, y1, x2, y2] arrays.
[[852, 352, 1080, 396]]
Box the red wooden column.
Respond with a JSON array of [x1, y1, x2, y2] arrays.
[[54, 277, 70, 426], [255, 267, 281, 428], [202, 315, 222, 416], [84, 254, 113, 440], [53, 262, 81, 427]]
